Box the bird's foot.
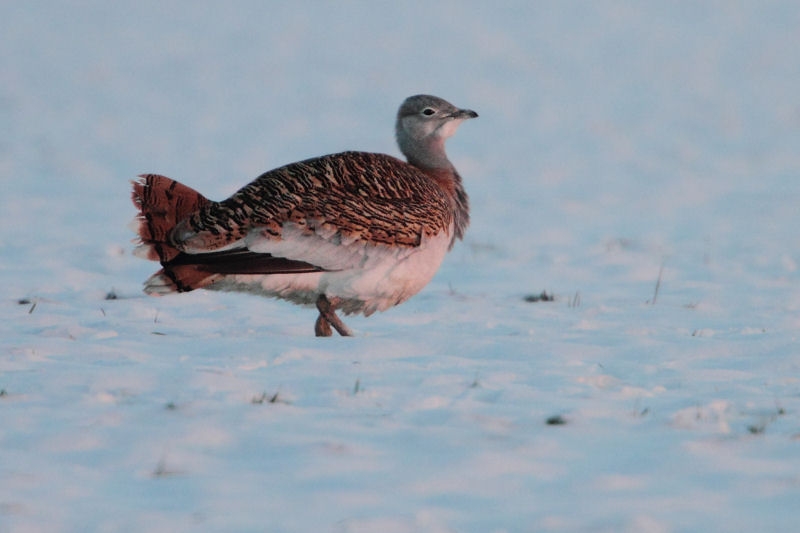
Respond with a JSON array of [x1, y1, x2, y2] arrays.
[[314, 313, 333, 337], [315, 294, 353, 337]]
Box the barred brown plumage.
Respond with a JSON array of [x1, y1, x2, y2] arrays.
[[131, 95, 477, 336], [183, 152, 456, 250]]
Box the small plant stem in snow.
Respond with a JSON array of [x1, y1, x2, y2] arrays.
[[650, 262, 665, 305]]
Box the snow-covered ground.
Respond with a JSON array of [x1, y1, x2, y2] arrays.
[[2, 2, 800, 531]]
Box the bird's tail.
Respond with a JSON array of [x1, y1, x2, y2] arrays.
[[130, 174, 219, 294]]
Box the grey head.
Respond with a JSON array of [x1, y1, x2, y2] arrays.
[[395, 95, 478, 171]]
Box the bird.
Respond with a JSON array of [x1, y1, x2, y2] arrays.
[[130, 94, 478, 336]]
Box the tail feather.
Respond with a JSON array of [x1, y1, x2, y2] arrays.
[[143, 266, 224, 294], [131, 174, 218, 294], [131, 174, 211, 263]]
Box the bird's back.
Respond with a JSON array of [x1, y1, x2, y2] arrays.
[[173, 151, 461, 254]]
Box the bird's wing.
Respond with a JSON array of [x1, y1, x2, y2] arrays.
[[170, 152, 454, 271]]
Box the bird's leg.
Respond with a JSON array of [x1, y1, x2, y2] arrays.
[[315, 294, 353, 337], [314, 313, 332, 337]]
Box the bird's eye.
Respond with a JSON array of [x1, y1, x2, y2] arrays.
[[422, 108, 436, 116]]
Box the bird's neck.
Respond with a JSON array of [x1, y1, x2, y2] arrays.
[[401, 135, 453, 172], [419, 166, 470, 245], [398, 131, 470, 243]]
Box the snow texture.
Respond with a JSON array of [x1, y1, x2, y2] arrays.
[[2, 1, 800, 532]]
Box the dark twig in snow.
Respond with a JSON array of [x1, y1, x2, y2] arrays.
[[546, 415, 567, 426], [523, 291, 555, 303], [252, 391, 284, 404], [569, 291, 581, 308], [649, 262, 665, 305]]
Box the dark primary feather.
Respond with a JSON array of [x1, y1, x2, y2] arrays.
[[165, 248, 326, 275]]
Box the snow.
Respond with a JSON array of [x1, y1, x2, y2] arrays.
[[2, 1, 800, 531]]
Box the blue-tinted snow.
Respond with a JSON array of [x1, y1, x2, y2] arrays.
[[2, 2, 800, 532]]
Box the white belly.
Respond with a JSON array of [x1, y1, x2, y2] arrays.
[[208, 226, 453, 316]]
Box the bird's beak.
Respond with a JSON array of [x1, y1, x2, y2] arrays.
[[452, 108, 478, 120]]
